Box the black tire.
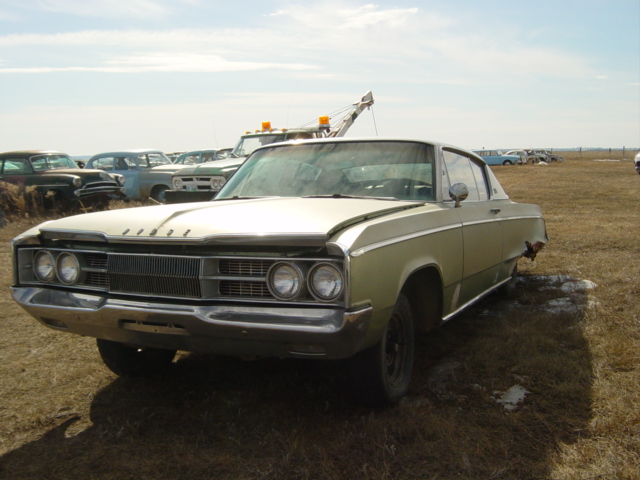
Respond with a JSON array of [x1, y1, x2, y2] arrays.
[[96, 339, 176, 377], [502, 160, 513, 166], [150, 185, 168, 203], [346, 293, 415, 406]]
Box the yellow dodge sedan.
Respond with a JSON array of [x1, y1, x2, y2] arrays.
[[11, 138, 547, 406]]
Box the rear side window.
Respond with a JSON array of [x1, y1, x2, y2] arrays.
[[91, 157, 115, 171], [442, 150, 489, 201], [1, 159, 30, 174]]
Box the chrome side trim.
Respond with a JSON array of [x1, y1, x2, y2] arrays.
[[442, 275, 512, 322], [350, 223, 460, 257]]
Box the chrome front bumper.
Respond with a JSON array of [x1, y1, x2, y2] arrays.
[[12, 287, 372, 359]]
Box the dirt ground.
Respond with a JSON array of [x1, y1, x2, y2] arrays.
[[0, 151, 638, 479]]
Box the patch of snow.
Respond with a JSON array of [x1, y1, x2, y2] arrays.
[[523, 275, 574, 285], [593, 159, 620, 162], [587, 298, 601, 310], [494, 385, 529, 411], [544, 297, 581, 314], [560, 280, 598, 293]]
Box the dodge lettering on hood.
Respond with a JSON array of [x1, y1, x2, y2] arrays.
[[11, 138, 547, 406]]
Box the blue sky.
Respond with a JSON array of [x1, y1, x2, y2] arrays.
[[0, 0, 638, 155]]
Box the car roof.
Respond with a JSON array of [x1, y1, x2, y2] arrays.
[[89, 149, 165, 159], [179, 149, 222, 155], [0, 150, 68, 159], [249, 137, 487, 164]]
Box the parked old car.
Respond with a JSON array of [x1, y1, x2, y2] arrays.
[[0, 150, 126, 208], [504, 149, 539, 164], [11, 138, 547, 406], [86, 149, 192, 202], [472, 150, 520, 166], [635, 151, 640, 174], [173, 149, 232, 165], [533, 149, 564, 162]]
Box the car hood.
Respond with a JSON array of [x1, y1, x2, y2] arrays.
[[41, 168, 118, 182], [175, 157, 245, 176], [150, 164, 193, 173], [34, 197, 425, 247]]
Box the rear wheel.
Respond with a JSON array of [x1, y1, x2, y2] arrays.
[[96, 339, 176, 377], [502, 160, 513, 166], [346, 293, 415, 406]]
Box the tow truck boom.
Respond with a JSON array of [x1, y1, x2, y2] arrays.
[[326, 90, 375, 137]]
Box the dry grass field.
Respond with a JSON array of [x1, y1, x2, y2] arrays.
[[0, 150, 638, 479]]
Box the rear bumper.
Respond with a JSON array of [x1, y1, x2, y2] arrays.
[[12, 287, 372, 359], [164, 190, 215, 204]]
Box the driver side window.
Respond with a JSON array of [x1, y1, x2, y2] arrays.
[[442, 150, 489, 202]]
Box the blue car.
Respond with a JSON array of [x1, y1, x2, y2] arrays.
[[472, 150, 520, 166]]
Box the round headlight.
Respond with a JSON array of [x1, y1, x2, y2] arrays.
[[72, 176, 83, 188], [34, 251, 56, 282], [210, 176, 226, 190], [173, 178, 183, 189], [267, 262, 306, 300], [309, 263, 344, 301], [56, 253, 80, 285], [115, 174, 126, 186]]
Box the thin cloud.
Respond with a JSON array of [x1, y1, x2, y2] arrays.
[[0, 53, 319, 73], [0, 4, 594, 81], [32, 0, 170, 19]]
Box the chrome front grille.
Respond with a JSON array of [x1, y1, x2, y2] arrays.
[[85, 253, 108, 269], [220, 280, 270, 297], [19, 248, 344, 305], [219, 259, 273, 276], [108, 254, 201, 298]]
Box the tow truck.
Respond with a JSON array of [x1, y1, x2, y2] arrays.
[[164, 91, 374, 204]]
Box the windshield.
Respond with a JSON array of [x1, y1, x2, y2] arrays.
[[232, 134, 286, 157], [216, 141, 435, 201], [30, 154, 78, 171]]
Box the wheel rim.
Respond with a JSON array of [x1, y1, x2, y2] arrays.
[[384, 314, 407, 387]]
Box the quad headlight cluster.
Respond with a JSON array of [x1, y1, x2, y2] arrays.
[[210, 176, 226, 190], [33, 250, 81, 285], [267, 261, 344, 302]]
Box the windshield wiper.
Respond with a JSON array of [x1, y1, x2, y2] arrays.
[[214, 195, 278, 201], [303, 194, 399, 201]]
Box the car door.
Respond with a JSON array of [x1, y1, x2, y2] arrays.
[[0, 158, 30, 188], [113, 156, 141, 199], [442, 149, 503, 309]]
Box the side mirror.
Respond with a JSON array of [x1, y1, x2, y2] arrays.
[[449, 182, 469, 208]]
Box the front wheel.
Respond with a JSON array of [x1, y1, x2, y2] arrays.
[[346, 293, 415, 406], [150, 185, 168, 203], [96, 339, 176, 377]]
